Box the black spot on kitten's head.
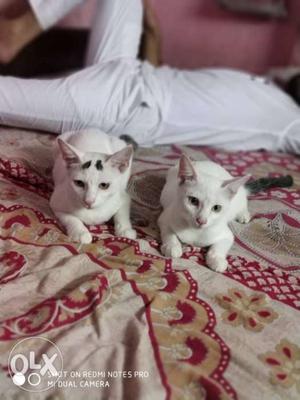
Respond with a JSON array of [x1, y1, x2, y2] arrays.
[[82, 161, 91, 169], [95, 160, 103, 170]]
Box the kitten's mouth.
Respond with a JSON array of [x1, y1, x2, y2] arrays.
[[83, 202, 95, 209]]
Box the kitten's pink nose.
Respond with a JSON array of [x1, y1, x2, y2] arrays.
[[196, 218, 207, 226], [84, 200, 94, 209]]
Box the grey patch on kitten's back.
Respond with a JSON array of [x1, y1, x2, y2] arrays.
[[245, 175, 293, 194], [119, 135, 138, 151]]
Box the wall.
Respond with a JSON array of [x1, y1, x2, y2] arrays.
[[62, 0, 300, 73], [1, 0, 299, 73], [151, 0, 299, 73]]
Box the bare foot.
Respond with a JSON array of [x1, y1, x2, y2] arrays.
[[0, 10, 42, 64], [143, 0, 160, 33], [0, 0, 29, 18], [0, 18, 23, 63], [140, 0, 162, 66]]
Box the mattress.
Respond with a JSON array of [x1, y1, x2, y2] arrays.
[[0, 127, 299, 400]]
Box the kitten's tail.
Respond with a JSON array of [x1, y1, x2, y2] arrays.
[[245, 175, 293, 194], [119, 135, 138, 151]]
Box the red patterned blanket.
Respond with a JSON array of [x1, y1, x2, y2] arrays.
[[0, 128, 299, 399]]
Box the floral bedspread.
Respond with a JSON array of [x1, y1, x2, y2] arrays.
[[0, 127, 299, 400]]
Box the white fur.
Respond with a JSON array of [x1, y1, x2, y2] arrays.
[[50, 129, 136, 243], [158, 155, 251, 272]]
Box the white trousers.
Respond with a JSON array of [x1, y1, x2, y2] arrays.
[[0, 0, 299, 154], [29, 0, 143, 66]]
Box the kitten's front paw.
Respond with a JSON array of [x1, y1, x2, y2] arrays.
[[68, 228, 93, 244], [116, 227, 137, 240], [161, 241, 183, 258], [206, 252, 228, 273], [236, 211, 251, 224]]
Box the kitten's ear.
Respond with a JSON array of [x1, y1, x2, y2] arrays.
[[222, 175, 251, 196], [107, 145, 133, 172], [57, 138, 82, 167], [178, 154, 197, 184]]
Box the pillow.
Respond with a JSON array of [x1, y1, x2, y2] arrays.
[[216, 0, 287, 18]]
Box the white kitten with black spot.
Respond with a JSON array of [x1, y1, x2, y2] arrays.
[[50, 129, 136, 244], [158, 154, 251, 273]]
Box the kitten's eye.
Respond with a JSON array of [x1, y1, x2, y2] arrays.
[[99, 182, 110, 190], [212, 204, 222, 212], [73, 180, 85, 188], [188, 196, 199, 207]]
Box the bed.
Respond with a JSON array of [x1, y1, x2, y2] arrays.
[[0, 126, 299, 400]]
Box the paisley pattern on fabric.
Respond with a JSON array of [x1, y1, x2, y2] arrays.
[[0, 128, 299, 400]]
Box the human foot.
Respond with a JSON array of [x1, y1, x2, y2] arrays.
[[0, 10, 42, 64], [0, 0, 29, 18], [140, 0, 161, 66], [143, 0, 160, 34]]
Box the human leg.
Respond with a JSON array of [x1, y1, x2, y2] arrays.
[[0, 6, 41, 63], [139, 0, 162, 66], [28, 0, 85, 30], [85, 0, 143, 65], [0, 68, 100, 133], [152, 68, 300, 153], [0, 0, 85, 64]]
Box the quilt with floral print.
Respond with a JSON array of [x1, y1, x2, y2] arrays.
[[0, 127, 299, 400]]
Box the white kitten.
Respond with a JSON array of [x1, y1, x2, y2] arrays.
[[158, 154, 251, 272], [50, 129, 136, 244]]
